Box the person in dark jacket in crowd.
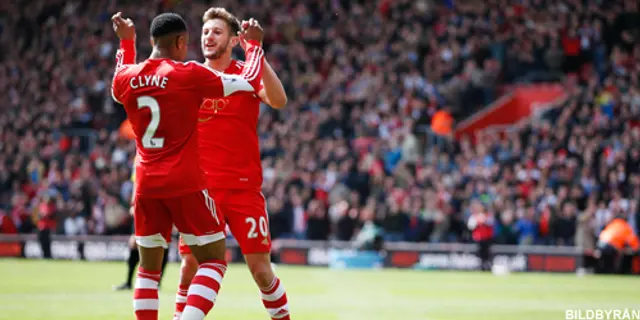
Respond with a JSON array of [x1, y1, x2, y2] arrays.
[[306, 200, 330, 240], [37, 194, 59, 259]]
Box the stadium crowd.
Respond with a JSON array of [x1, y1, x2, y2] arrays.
[[1, 0, 639, 253]]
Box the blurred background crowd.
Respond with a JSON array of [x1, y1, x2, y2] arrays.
[[1, 0, 640, 255]]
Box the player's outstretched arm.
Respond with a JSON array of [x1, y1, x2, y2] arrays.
[[239, 20, 287, 109], [111, 12, 137, 103]]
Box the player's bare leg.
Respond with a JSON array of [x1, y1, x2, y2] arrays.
[[179, 239, 227, 320], [138, 246, 165, 274], [246, 253, 291, 320], [173, 253, 198, 320]]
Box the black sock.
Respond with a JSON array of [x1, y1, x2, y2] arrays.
[[159, 248, 169, 285], [126, 247, 140, 287]]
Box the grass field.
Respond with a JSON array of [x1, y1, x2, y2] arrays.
[[0, 259, 639, 320]]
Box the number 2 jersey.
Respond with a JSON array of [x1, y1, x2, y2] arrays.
[[111, 39, 265, 198]]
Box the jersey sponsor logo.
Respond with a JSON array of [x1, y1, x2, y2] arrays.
[[199, 98, 230, 122], [200, 98, 230, 111]]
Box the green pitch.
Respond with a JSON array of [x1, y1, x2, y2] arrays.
[[0, 259, 639, 320]]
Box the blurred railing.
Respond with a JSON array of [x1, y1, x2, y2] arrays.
[[0, 234, 614, 274]]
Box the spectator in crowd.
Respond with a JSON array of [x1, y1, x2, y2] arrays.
[[353, 208, 384, 252], [63, 199, 87, 260], [306, 200, 330, 241], [382, 197, 409, 242], [36, 194, 60, 259], [515, 207, 537, 245], [0, 0, 639, 262], [597, 214, 640, 274], [0, 210, 18, 234], [575, 199, 597, 272], [467, 201, 494, 271]]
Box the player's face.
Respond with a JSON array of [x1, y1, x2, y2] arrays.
[[201, 19, 234, 60]]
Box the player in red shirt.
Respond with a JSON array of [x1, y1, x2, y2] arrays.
[[172, 8, 290, 320], [111, 12, 264, 320]]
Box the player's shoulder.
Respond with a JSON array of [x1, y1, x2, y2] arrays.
[[178, 60, 222, 77], [227, 59, 245, 74], [115, 62, 144, 78], [112, 63, 145, 103]]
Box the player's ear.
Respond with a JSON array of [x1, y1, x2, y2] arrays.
[[230, 36, 239, 47], [150, 37, 155, 47], [176, 34, 186, 50]]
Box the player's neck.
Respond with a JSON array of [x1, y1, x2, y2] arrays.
[[205, 54, 233, 72], [150, 48, 172, 60]]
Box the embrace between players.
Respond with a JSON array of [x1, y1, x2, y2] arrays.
[[111, 7, 289, 320]]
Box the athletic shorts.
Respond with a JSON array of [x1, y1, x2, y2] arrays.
[[178, 189, 270, 255], [134, 189, 225, 249]]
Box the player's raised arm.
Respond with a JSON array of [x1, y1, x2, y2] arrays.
[[112, 12, 137, 70], [238, 20, 287, 109], [111, 12, 137, 103], [237, 19, 265, 92]]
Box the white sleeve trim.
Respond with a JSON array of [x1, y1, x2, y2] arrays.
[[111, 86, 123, 104], [191, 62, 256, 97]]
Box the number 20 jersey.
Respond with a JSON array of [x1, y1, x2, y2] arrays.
[[197, 60, 264, 191], [112, 39, 264, 198]]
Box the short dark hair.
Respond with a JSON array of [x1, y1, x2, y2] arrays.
[[150, 13, 188, 38], [202, 7, 241, 35]]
